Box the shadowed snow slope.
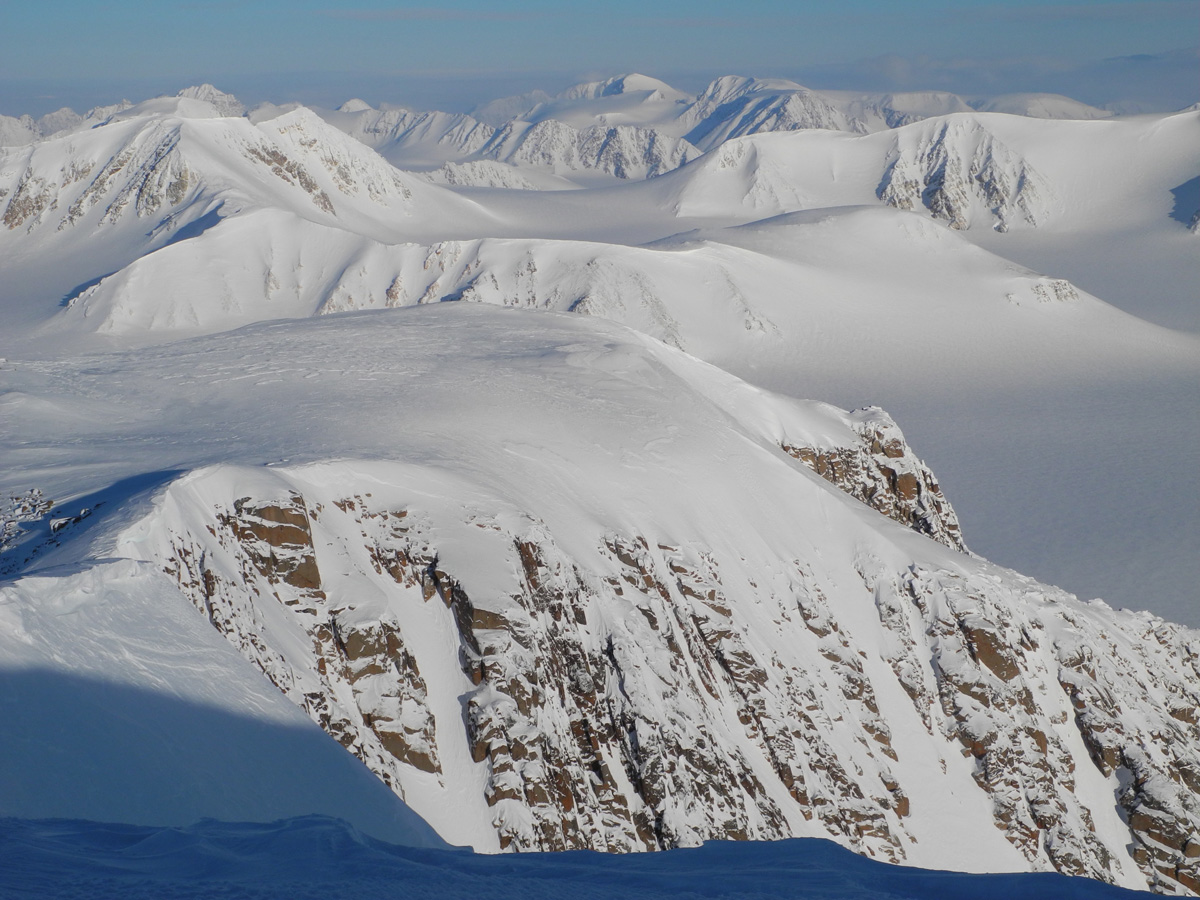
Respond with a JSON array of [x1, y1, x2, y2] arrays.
[[0, 559, 444, 847], [2, 815, 1156, 900]]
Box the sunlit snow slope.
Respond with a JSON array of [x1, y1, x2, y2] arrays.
[[3, 91, 1194, 624], [3, 305, 1199, 893], [1, 81, 1198, 896]]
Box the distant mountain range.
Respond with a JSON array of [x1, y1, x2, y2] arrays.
[[1, 77, 1198, 896]]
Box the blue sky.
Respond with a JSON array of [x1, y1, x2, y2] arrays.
[[3, 0, 1197, 116]]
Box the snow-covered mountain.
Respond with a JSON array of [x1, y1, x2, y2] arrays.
[[1, 81, 1198, 897], [298, 74, 1147, 186], [3, 304, 1198, 894], [319, 99, 697, 183], [877, 118, 1050, 231], [0, 93, 469, 241], [0, 100, 133, 146]]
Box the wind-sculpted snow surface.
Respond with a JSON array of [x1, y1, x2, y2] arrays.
[[3, 306, 1199, 893]]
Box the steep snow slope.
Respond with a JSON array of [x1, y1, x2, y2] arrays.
[[653, 108, 1200, 233], [956, 111, 1200, 331], [3, 305, 1199, 893], [679, 78, 862, 150], [3, 816, 1159, 900], [317, 103, 496, 169], [0, 557, 445, 847], [642, 106, 1200, 333], [0, 95, 488, 340]]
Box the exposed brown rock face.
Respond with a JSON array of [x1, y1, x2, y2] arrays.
[[782, 408, 965, 552], [154, 474, 1200, 895], [2, 130, 197, 235], [2, 171, 53, 230], [1057, 621, 1200, 894], [164, 494, 440, 795], [162, 489, 914, 857]]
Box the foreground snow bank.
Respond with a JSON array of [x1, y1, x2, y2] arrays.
[[2, 814, 1153, 900]]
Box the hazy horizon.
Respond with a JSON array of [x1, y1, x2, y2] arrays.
[[4, 0, 1197, 118]]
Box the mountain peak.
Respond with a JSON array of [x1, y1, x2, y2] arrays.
[[337, 98, 374, 113], [177, 84, 246, 117], [561, 73, 686, 101]]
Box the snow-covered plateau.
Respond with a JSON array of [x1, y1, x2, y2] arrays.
[[0, 78, 1197, 897]]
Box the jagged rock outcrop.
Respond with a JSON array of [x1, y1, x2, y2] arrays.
[[0, 114, 41, 147], [0, 102, 132, 147], [0, 489, 97, 577], [155, 476, 919, 857], [161, 492, 441, 797], [176, 84, 245, 118], [1, 490, 53, 562], [878, 119, 1051, 231], [137, 442, 1200, 894], [782, 407, 965, 553], [324, 96, 694, 182]]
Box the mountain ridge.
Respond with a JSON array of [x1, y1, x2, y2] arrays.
[[1, 77, 1198, 898], [3, 305, 1199, 893]]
